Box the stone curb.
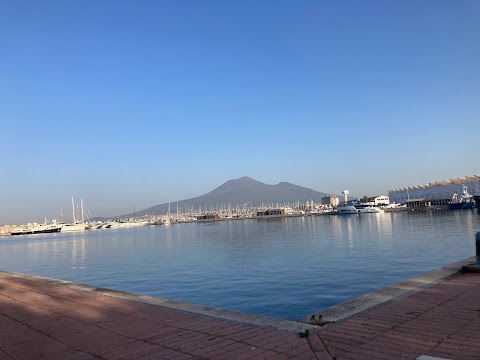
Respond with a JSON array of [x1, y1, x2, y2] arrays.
[[0, 269, 318, 333], [299, 256, 476, 326], [1, 256, 475, 335]]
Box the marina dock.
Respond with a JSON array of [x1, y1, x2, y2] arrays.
[[1, 260, 479, 359]]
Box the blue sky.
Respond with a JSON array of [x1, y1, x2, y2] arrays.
[[1, 1, 479, 224]]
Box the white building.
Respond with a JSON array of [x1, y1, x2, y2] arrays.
[[388, 175, 480, 204], [373, 196, 390, 205]]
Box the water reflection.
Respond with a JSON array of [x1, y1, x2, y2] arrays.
[[72, 236, 86, 271]]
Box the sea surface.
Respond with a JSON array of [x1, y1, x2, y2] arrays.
[[0, 210, 478, 321]]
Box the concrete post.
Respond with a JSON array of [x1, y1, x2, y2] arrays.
[[477, 232, 480, 264]]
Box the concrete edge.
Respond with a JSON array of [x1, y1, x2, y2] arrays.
[[0, 256, 474, 334], [0, 269, 318, 334], [299, 256, 476, 326]]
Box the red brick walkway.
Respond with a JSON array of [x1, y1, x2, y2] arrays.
[[0, 271, 479, 359]]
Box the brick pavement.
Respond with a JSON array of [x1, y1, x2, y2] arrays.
[[0, 271, 479, 359]]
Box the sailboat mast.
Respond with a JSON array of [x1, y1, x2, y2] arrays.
[[72, 196, 76, 224], [81, 199, 85, 223]]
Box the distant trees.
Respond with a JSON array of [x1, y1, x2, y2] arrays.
[[361, 196, 369, 203]]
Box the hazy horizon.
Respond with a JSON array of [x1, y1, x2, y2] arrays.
[[1, 1, 479, 224]]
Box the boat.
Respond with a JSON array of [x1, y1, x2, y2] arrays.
[[335, 201, 380, 214], [58, 197, 90, 232], [11, 223, 62, 236], [449, 186, 476, 210], [382, 203, 408, 212], [350, 201, 380, 213], [59, 223, 88, 232], [336, 203, 359, 214], [336, 190, 360, 214], [335, 191, 381, 214]]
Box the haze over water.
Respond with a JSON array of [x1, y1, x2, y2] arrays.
[[1, 211, 478, 320]]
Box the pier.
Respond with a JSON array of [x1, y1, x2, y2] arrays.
[[1, 258, 480, 359]]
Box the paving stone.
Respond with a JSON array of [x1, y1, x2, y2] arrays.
[[314, 350, 333, 360], [1, 270, 479, 360], [2, 336, 77, 360], [201, 340, 246, 358]]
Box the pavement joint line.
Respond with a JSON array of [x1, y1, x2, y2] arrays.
[[425, 285, 480, 356], [325, 275, 480, 360], [0, 349, 13, 360], [0, 303, 101, 360]]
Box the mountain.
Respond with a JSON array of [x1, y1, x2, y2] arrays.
[[122, 176, 329, 218]]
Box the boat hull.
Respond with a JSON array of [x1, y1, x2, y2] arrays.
[[449, 202, 476, 210], [11, 227, 61, 236], [60, 224, 87, 232], [336, 205, 359, 214]]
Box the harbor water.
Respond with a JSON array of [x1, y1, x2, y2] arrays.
[[0, 210, 478, 321]]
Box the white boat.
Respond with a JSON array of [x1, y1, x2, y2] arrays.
[[382, 203, 408, 212], [336, 203, 359, 214], [60, 223, 87, 232], [335, 190, 380, 214], [351, 202, 380, 213], [11, 222, 62, 236], [59, 197, 89, 232]]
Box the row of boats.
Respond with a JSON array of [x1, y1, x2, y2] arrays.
[[6, 189, 477, 235], [335, 185, 476, 214], [8, 220, 151, 236]]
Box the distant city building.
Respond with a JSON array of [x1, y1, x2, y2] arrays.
[[321, 195, 339, 206], [388, 175, 480, 204], [368, 196, 390, 205]]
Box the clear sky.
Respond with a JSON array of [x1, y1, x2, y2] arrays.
[[1, 1, 479, 224]]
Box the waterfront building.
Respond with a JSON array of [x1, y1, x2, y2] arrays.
[[196, 214, 219, 221], [321, 195, 339, 206], [388, 175, 480, 204], [256, 209, 284, 216], [367, 196, 390, 205]]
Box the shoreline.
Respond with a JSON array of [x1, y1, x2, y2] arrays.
[[0, 256, 475, 333]]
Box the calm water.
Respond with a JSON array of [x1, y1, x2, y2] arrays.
[[1, 210, 478, 320]]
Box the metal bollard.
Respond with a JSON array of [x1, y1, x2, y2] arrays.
[[477, 232, 480, 264]]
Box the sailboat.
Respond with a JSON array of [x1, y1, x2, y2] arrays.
[[59, 197, 89, 232], [163, 202, 171, 225]]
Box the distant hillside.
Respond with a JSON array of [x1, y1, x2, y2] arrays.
[[120, 176, 329, 218]]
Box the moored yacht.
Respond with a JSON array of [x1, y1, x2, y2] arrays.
[[336, 190, 359, 214], [335, 190, 381, 214], [11, 222, 62, 236], [351, 202, 380, 213], [336, 203, 359, 214]]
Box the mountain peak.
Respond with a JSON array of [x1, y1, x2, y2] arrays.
[[125, 177, 329, 217], [231, 176, 256, 183]]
